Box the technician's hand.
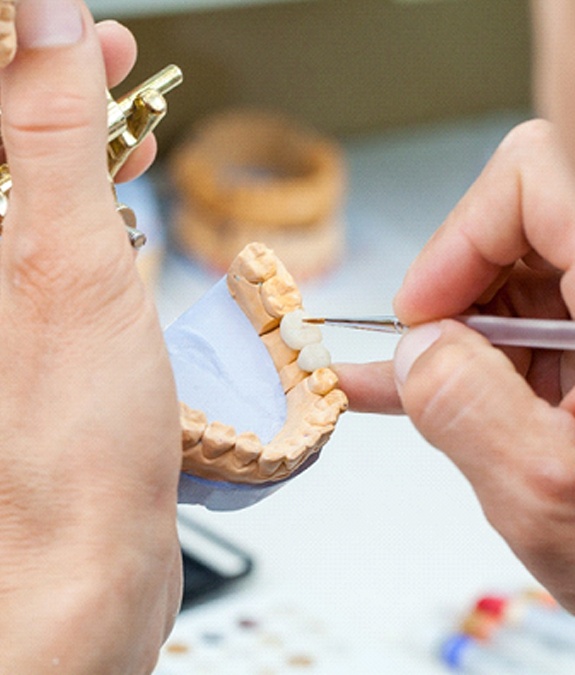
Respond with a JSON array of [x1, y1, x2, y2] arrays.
[[0, 2, 181, 673], [336, 119, 575, 613]]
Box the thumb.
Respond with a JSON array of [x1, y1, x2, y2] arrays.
[[393, 320, 563, 484], [394, 321, 575, 614], [1, 0, 121, 253]]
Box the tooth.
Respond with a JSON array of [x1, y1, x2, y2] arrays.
[[301, 424, 324, 448], [280, 309, 322, 350], [307, 368, 338, 396], [180, 404, 208, 450], [279, 360, 307, 393], [227, 244, 285, 334], [260, 269, 302, 318], [181, 444, 209, 476], [201, 421, 236, 459], [307, 390, 348, 426], [297, 343, 331, 372], [305, 408, 337, 427], [227, 274, 280, 335], [320, 389, 349, 412], [258, 450, 284, 477], [238, 242, 277, 283], [234, 431, 264, 465], [283, 439, 311, 469]]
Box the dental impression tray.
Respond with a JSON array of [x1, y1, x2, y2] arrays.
[[166, 242, 348, 510]]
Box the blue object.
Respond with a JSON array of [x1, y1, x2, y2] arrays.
[[440, 633, 472, 670], [177, 453, 319, 511], [165, 277, 312, 510]]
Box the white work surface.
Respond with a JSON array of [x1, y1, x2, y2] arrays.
[[152, 111, 558, 673]]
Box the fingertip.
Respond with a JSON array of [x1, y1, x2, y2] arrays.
[[113, 135, 157, 184], [17, 0, 85, 50], [394, 322, 442, 390], [333, 361, 403, 414], [96, 19, 138, 88]]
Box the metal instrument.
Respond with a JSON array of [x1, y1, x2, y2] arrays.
[[0, 63, 183, 249], [305, 314, 575, 350]]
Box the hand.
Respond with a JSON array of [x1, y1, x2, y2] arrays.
[[0, 2, 181, 673], [336, 119, 575, 613]]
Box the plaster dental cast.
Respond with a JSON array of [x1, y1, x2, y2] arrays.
[[177, 243, 347, 487]]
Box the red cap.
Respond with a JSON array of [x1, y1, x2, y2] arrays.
[[475, 595, 508, 618]]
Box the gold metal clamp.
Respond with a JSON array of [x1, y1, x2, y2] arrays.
[[0, 63, 183, 249]]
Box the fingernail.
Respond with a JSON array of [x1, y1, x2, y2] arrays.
[[18, 0, 84, 49], [394, 322, 442, 387]]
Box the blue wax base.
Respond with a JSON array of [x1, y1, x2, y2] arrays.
[[177, 453, 320, 511]]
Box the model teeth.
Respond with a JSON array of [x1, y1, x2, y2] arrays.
[[280, 309, 332, 372], [202, 422, 237, 459], [297, 343, 331, 372], [239, 242, 277, 283], [180, 405, 208, 450], [261, 274, 301, 318], [280, 309, 322, 350], [179, 243, 347, 484], [258, 452, 285, 477], [307, 368, 338, 396], [234, 432, 264, 465]]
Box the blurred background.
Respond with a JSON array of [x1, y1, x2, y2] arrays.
[[88, 2, 575, 673], [92, 0, 531, 152]]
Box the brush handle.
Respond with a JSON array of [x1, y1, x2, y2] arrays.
[[458, 315, 575, 350]]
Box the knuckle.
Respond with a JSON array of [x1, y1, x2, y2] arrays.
[[481, 413, 575, 555], [524, 451, 575, 506], [516, 404, 575, 506], [4, 90, 95, 158]]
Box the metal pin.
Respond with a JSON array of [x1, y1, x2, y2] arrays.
[[305, 314, 575, 351], [108, 65, 183, 178], [125, 226, 147, 250], [304, 316, 407, 334]]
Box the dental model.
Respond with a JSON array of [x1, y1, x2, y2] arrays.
[[179, 242, 348, 484], [0, 0, 16, 69]]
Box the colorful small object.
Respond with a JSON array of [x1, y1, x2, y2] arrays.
[[439, 588, 575, 672], [475, 595, 508, 618]]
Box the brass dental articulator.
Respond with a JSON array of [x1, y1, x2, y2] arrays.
[[0, 63, 184, 249]]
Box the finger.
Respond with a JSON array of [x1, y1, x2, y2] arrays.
[[1, 0, 126, 262], [394, 321, 556, 470], [333, 361, 403, 414], [114, 133, 157, 184], [394, 120, 575, 324], [394, 319, 575, 611], [0, 22, 131, 170], [532, 1, 575, 177], [96, 20, 137, 89], [95, 21, 158, 185]]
